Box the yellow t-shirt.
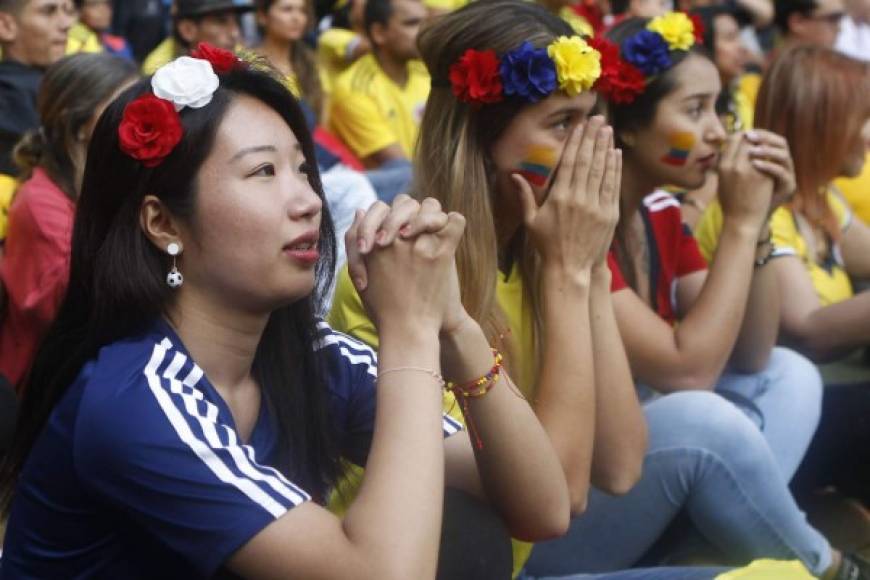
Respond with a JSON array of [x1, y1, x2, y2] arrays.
[[694, 191, 854, 307], [66, 22, 102, 55], [0, 174, 17, 240], [317, 27, 361, 96], [836, 153, 870, 225], [327, 54, 430, 160], [142, 37, 179, 75], [328, 264, 537, 577]]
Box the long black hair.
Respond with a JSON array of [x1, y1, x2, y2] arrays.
[[604, 17, 713, 293], [1, 63, 341, 512]]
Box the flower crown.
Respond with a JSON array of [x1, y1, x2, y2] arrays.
[[448, 35, 602, 105], [589, 12, 704, 105], [118, 43, 245, 167]]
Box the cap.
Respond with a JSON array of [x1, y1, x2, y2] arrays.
[[175, 0, 256, 18]]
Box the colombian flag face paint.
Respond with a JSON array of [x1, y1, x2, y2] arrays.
[[518, 145, 558, 187], [661, 132, 695, 166]]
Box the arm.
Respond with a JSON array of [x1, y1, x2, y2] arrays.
[[510, 117, 622, 511], [587, 264, 647, 494], [734, 0, 775, 27], [616, 134, 773, 391], [774, 254, 870, 362], [229, 325, 446, 580], [440, 317, 570, 541]]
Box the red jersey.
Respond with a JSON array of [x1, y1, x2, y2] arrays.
[[0, 168, 74, 390], [608, 190, 707, 324]]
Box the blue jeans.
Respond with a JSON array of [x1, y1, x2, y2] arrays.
[[526, 348, 831, 577], [518, 567, 730, 580]]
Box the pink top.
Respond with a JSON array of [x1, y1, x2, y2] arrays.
[[0, 168, 75, 391]]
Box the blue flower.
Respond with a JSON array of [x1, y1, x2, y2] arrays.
[[622, 30, 672, 76], [499, 41, 557, 103]]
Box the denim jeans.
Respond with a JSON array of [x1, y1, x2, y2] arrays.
[[525, 348, 831, 577]]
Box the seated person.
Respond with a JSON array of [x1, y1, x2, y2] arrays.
[[695, 45, 870, 508], [327, 0, 427, 169], [0, 0, 74, 176], [0, 46, 574, 578], [0, 53, 137, 391], [142, 0, 254, 74], [73, 0, 133, 59], [316, 0, 370, 95]]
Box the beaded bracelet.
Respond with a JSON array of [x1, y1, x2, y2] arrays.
[[448, 349, 504, 450]]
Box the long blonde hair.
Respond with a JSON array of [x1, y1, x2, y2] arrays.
[[415, 0, 574, 388]]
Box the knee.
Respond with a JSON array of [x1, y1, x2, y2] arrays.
[[647, 391, 769, 458], [766, 347, 823, 421]]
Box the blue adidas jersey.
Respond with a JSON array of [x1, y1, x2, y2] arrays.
[[1, 318, 462, 578]]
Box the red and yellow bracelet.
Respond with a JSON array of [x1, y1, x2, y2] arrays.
[[448, 349, 504, 449]]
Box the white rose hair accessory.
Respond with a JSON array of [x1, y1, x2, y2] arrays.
[[118, 43, 245, 167], [152, 56, 220, 111]]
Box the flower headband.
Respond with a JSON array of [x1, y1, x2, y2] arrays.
[[448, 35, 602, 105], [118, 43, 245, 167], [589, 12, 704, 105]]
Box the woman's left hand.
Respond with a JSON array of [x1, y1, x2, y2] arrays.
[[745, 129, 796, 215]]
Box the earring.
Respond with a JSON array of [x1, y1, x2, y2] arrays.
[[166, 242, 184, 289]]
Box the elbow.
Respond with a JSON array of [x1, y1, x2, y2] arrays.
[[593, 461, 644, 497], [568, 487, 589, 517], [505, 494, 571, 542]]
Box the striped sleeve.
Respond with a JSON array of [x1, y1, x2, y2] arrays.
[[75, 337, 310, 576], [315, 320, 462, 464]]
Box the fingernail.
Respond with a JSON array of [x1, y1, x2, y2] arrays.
[[358, 239, 367, 252], [400, 225, 412, 237], [354, 277, 366, 290], [376, 230, 387, 245], [746, 131, 760, 142]]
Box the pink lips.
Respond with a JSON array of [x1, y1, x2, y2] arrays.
[[283, 231, 320, 266]]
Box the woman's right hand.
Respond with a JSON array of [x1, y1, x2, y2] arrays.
[[512, 115, 622, 274], [345, 196, 466, 334], [717, 131, 775, 232]]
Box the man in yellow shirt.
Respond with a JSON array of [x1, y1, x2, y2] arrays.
[[142, 0, 253, 75], [327, 0, 429, 168]]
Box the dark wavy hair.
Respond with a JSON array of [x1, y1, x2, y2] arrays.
[[0, 63, 340, 513]]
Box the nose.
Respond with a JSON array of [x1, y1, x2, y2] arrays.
[[289, 183, 323, 221], [706, 115, 727, 147]]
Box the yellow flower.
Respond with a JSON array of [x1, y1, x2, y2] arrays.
[[647, 12, 695, 51], [547, 36, 601, 96]]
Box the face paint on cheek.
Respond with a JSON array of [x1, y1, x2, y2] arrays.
[[661, 132, 695, 167], [517, 145, 558, 187]]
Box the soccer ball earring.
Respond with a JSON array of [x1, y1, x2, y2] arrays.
[[166, 242, 184, 289]]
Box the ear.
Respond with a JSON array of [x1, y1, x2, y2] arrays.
[[140, 195, 186, 256], [0, 11, 19, 44], [369, 21, 388, 49], [176, 18, 199, 46]]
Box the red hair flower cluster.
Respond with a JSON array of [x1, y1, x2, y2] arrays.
[[687, 13, 706, 44], [588, 36, 646, 105], [118, 93, 183, 167], [449, 49, 504, 104], [119, 42, 241, 167], [190, 42, 243, 73]]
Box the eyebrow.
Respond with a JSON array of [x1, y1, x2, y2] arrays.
[[230, 145, 278, 163], [682, 92, 716, 102], [544, 106, 589, 120]]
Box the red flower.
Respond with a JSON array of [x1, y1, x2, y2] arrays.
[[688, 13, 706, 44], [190, 42, 240, 73], [118, 93, 183, 167], [449, 49, 503, 104], [588, 36, 646, 104]]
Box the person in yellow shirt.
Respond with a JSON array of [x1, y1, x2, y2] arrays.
[[316, 0, 369, 95], [327, 0, 428, 167], [695, 45, 870, 514], [142, 0, 254, 75]]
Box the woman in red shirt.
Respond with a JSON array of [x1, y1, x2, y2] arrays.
[[0, 53, 137, 390]]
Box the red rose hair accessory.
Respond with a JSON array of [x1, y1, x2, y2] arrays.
[[449, 48, 504, 104], [190, 42, 244, 73], [118, 93, 183, 167], [687, 13, 706, 44], [588, 36, 646, 105]]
